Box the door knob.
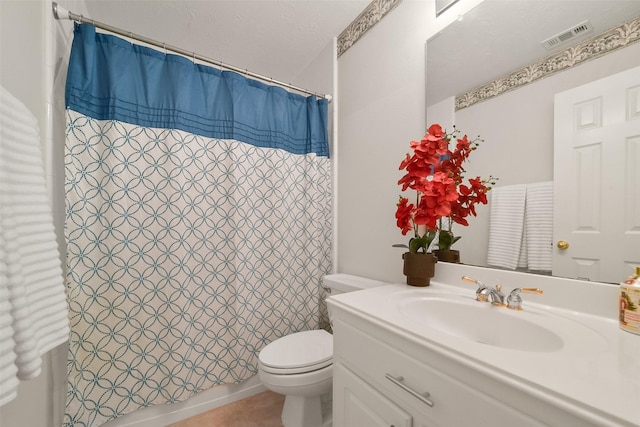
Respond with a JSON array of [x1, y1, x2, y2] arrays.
[[557, 240, 570, 250]]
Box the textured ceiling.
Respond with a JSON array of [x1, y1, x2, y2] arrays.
[[427, 0, 640, 106], [83, 0, 370, 87]]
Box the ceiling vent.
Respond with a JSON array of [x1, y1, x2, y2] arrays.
[[541, 20, 594, 50]]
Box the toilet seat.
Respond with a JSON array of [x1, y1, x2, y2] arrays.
[[259, 330, 333, 374]]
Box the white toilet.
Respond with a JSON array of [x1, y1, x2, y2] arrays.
[[257, 274, 386, 427]]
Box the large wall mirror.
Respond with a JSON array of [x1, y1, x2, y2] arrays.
[[426, 0, 640, 284]]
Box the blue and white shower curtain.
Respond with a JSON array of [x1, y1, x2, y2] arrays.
[[63, 23, 331, 426]]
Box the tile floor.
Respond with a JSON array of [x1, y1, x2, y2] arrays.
[[167, 391, 285, 427]]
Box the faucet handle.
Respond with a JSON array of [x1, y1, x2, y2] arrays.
[[461, 276, 484, 287], [507, 287, 544, 310], [462, 276, 482, 286], [461, 276, 489, 302]]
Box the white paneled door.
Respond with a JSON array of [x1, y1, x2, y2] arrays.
[[554, 65, 640, 283]]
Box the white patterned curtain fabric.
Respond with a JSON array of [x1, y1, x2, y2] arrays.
[[64, 24, 331, 426]]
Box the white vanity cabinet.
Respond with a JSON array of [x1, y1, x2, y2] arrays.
[[329, 299, 614, 427], [334, 362, 412, 427], [332, 318, 545, 427]]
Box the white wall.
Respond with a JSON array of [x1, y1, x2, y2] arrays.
[[1, 1, 46, 126], [336, 0, 481, 282]]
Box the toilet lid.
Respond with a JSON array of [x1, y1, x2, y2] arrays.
[[259, 330, 333, 370]]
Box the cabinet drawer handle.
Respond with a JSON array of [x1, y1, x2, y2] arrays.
[[385, 373, 435, 407]]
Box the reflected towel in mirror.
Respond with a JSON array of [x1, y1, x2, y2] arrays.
[[524, 181, 553, 271], [487, 184, 527, 270], [487, 182, 553, 272]]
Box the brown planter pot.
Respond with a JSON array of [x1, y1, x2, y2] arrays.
[[402, 252, 437, 287], [434, 249, 460, 264]]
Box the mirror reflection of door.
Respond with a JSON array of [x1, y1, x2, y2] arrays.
[[554, 65, 640, 282]]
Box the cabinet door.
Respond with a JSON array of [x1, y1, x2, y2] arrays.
[[334, 319, 548, 427], [334, 362, 413, 427]]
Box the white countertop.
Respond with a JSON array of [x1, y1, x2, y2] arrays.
[[328, 279, 640, 426]]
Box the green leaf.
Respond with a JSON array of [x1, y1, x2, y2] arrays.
[[408, 231, 437, 253], [392, 244, 409, 249], [409, 238, 424, 253], [437, 229, 461, 251]]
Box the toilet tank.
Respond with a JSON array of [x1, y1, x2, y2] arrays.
[[323, 273, 387, 296]]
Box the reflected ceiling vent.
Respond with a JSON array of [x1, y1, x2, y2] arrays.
[[541, 20, 594, 50]]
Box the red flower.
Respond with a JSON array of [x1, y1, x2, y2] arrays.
[[426, 124, 446, 141], [395, 124, 495, 253], [395, 197, 414, 235]]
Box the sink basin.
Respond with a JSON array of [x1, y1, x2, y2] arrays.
[[400, 295, 565, 352]]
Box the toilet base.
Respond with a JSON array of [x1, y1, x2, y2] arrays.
[[282, 394, 323, 427]]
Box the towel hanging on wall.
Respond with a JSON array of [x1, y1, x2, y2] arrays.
[[0, 86, 69, 406]]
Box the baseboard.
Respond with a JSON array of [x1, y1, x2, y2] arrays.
[[104, 375, 267, 427]]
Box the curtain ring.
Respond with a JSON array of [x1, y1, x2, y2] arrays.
[[163, 43, 167, 55], [192, 52, 196, 64]]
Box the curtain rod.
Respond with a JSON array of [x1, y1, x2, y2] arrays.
[[52, 2, 332, 101]]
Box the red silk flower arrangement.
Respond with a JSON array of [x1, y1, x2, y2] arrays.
[[394, 124, 495, 254]]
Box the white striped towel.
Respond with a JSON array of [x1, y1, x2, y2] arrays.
[[524, 181, 553, 271], [0, 86, 69, 406], [486, 184, 527, 270]]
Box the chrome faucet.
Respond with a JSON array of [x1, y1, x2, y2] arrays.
[[485, 284, 505, 305], [461, 276, 497, 303], [506, 287, 544, 310], [461, 276, 543, 310], [461, 276, 485, 300]]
